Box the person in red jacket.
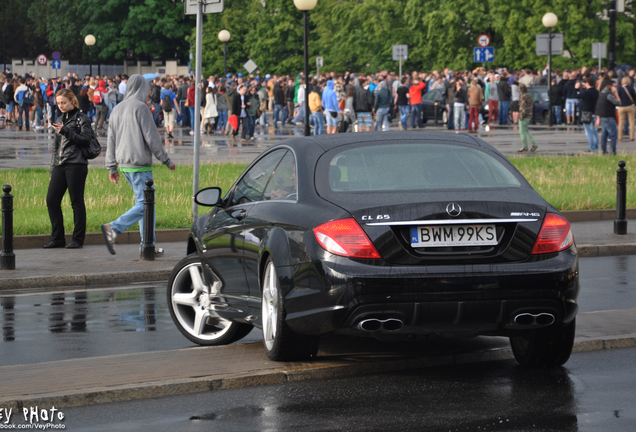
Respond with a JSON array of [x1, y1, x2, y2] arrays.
[[409, 76, 426, 128]]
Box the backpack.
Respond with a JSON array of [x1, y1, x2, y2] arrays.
[[162, 92, 173, 112], [22, 88, 34, 106], [151, 85, 161, 103], [93, 88, 104, 105], [76, 116, 102, 159]]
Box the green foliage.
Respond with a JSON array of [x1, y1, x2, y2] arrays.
[[26, 0, 193, 64]]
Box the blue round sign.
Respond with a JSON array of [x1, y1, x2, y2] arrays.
[[52, 51, 61, 60]]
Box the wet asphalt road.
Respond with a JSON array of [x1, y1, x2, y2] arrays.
[[1, 255, 635, 367], [56, 346, 636, 431]]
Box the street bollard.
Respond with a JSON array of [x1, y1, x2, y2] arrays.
[[614, 160, 628, 235], [141, 179, 155, 261], [1, 185, 15, 270]]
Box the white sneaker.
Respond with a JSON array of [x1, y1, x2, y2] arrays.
[[189, 130, 194, 136]]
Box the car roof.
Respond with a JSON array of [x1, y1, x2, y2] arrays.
[[271, 131, 496, 154]]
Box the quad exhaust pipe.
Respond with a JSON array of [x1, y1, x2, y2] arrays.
[[358, 318, 404, 332], [513, 313, 555, 327]]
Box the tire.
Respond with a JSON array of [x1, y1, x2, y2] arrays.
[[261, 258, 319, 361], [167, 253, 252, 346], [510, 318, 576, 367], [542, 110, 549, 124]]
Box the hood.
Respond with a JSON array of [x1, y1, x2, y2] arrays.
[[98, 80, 106, 90], [326, 80, 335, 91], [123, 74, 149, 103]]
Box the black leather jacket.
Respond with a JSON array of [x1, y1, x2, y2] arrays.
[[51, 108, 91, 170]]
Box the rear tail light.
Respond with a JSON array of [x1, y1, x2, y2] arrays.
[[531, 213, 573, 254], [314, 218, 381, 259]]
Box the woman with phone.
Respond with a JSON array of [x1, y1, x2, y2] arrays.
[[44, 88, 92, 249]]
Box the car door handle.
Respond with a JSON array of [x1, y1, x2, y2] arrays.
[[232, 209, 247, 221]]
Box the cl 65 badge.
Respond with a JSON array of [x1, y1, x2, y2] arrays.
[[362, 215, 391, 221]]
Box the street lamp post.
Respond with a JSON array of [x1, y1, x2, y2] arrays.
[[542, 13, 558, 127], [609, 0, 617, 70], [84, 34, 96, 77], [218, 30, 231, 77], [294, 0, 317, 137]]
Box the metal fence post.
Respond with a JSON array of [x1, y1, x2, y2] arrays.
[[614, 160, 628, 235], [141, 179, 155, 261], [1, 185, 15, 270]]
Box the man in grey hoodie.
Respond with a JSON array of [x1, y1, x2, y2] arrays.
[[101, 74, 175, 256]]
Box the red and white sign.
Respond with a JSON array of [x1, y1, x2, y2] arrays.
[[478, 34, 491, 47], [37, 54, 48, 65]]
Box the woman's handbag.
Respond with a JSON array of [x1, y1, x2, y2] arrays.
[[581, 111, 593, 124]]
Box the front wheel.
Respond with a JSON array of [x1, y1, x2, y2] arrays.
[[167, 254, 252, 346], [510, 318, 576, 367], [262, 258, 319, 361]]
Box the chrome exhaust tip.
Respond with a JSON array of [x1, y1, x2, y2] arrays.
[[358, 319, 382, 332], [382, 318, 404, 332], [514, 313, 555, 327]]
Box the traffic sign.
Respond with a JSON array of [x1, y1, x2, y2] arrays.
[[316, 56, 323, 68], [392, 45, 408, 61], [51, 60, 61, 70], [536, 33, 563, 55], [473, 47, 494, 63], [185, 0, 224, 15], [592, 42, 607, 59], [244, 59, 257, 74], [52, 51, 61, 61], [37, 54, 48, 66], [478, 34, 490, 47]]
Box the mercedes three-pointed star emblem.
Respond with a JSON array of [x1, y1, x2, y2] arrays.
[[446, 203, 462, 217]]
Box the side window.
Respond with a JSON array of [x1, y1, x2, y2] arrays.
[[263, 151, 297, 201], [424, 91, 437, 102], [229, 150, 286, 206]]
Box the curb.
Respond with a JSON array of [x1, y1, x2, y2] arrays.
[[1, 334, 635, 410], [577, 243, 636, 258], [0, 271, 171, 290]]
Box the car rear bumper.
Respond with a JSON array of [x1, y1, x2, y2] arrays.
[[284, 249, 579, 336]]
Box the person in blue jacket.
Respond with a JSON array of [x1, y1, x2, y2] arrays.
[[321, 80, 341, 134]]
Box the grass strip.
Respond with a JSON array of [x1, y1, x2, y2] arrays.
[[2, 155, 634, 236]]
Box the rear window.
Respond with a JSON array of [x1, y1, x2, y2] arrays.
[[325, 143, 520, 192]]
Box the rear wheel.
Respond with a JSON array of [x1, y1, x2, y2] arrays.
[[510, 318, 576, 367], [262, 258, 319, 361], [167, 254, 252, 346]]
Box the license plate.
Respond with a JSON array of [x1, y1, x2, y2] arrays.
[[410, 224, 497, 247]]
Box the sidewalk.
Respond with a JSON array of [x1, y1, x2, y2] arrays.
[[0, 212, 635, 409], [1, 210, 636, 290]]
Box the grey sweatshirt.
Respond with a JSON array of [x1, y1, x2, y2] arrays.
[[106, 74, 173, 174]]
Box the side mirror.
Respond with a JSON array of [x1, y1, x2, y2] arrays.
[[195, 187, 222, 207]]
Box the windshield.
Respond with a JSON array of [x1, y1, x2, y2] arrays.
[[325, 143, 521, 192]]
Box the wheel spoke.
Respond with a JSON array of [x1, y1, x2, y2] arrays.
[[192, 308, 210, 337], [188, 265, 208, 294], [173, 292, 198, 307]]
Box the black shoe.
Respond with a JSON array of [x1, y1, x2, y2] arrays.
[[65, 241, 83, 249], [43, 241, 65, 249], [168, 132, 174, 139]]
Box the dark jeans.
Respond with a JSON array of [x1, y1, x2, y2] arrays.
[[233, 116, 249, 138], [46, 163, 88, 245], [152, 102, 161, 126], [247, 115, 256, 137], [499, 100, 510, 125], [18, 104, 31, 130], [410, 103, 423, 128]]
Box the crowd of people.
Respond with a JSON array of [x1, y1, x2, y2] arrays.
[[2, 63, 636, 149]]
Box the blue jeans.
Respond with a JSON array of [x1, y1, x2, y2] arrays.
[[292, 106, 305, 124], [259, 110, 267, 126], [274, 104, 284, 127], [600, 117, 618, 155], [152, 102, 161, 126], [446, 105, 454, 129], [180, 101, 190, 127], [217, 109, 228, 131], [454, 105, 466, 131], [108, 101, 117, 119], [376, 107, 389, 131], [18, 104, 30, 130], [398, 105, 410, 130], [552, 105, 561, 125], [247, 115, 255, 137], [583, 119, 599, 152], [35, 106, 43, 127], [110, 171, 156, 246], [498, 100, 510, 124], [189, 107, 196, 130], [311, 111, 324, 135], [410, 103, 423, 128]]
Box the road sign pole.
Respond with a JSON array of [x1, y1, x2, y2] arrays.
[[399, 60, 402, 79], [192, 0, 203, 222], [548, 27, 552, 126]]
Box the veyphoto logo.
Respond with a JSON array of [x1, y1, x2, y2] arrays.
[[0, 406, 66, 429]]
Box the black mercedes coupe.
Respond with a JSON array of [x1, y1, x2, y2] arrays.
[[167, 132, 579, 367]]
